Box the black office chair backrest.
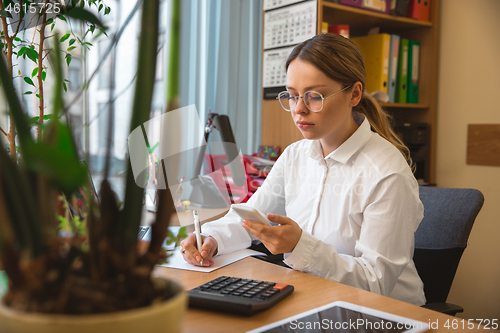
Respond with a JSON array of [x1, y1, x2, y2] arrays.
[[414, 187, 484, 304]]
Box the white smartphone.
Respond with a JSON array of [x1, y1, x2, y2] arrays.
[[231, 204, 274, 226]]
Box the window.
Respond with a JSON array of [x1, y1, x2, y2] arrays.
[[68, 59, 83, 91]]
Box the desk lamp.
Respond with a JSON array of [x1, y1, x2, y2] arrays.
[[189, 113, 246, 208]]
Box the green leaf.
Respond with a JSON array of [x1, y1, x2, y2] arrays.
[[100, 28, 108, 37], [36, 94, 41, 99], [122, 0, 161, 250], [16, 46, 27, 58], [29, 121, 88, 194], [64, 6, 105, 28], [66, 54, 72, 66], [98, 4, 103, 12], [51, 23, 55, 32], [31, 67, 38, 78], [0, 10, 12, 18], [46, 18, 54, 24], [63, 81, 67, 92], [41, 71, 46, 82], [57, 14, 67, 22], [166, 0, 180, 105], [104, 6, 111, 15], [67, 46, 77, 52], [26, 48, 38, 63], [148, 142, 159, 154], [28, 114, 53, 124], [69, 38, 76, 46], [60, 32, 71, 43], [24, 91, 33, 95], [24, 77, 35, 86], [14, 37, 22, 42]]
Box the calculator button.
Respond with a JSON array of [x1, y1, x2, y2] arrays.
[[273, 283, 288, 291]]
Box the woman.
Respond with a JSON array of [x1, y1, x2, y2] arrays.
[[180, 33, 426, 306]]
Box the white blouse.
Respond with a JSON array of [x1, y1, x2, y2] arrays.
[[202, 117, 426, 306]]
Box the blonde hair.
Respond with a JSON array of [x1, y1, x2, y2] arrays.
[[285, 33, 413, 169]]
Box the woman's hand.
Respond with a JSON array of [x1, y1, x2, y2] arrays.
[[242, 214, 302, 254], [180, 233, 218, 266]]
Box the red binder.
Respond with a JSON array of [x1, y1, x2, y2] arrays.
[[420, 0, 430, 21], [407, 0, 422, 20], [328, 24, 350, 39]]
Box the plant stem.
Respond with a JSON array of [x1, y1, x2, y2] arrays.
[[0, 0, 24, 162], [37, 1, 49, 139]]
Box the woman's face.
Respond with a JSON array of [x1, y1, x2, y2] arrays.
[[286, 58, 360, 154]]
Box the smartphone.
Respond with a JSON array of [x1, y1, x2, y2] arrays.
[[231, 204, 274, 226]]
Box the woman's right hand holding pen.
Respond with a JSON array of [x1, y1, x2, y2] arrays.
[[180, 233, 218, 267]]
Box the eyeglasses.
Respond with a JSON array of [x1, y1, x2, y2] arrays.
[[276, 85, 351, 112]]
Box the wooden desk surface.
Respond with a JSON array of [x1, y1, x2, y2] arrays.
[[153, 257, 481, 333]]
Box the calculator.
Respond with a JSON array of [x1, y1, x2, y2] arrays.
[[188, 276, 294, 315]]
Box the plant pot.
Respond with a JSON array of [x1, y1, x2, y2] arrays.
[[0, 278, 187, 333]]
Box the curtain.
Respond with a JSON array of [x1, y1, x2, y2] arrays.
[[179, 0, 263, 155]]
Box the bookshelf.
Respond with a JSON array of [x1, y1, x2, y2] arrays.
[[261, 0, 440, 184]]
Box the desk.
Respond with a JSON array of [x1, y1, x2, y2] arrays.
[[153, 257, 479, 333]]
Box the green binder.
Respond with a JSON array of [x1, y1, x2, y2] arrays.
[[0, 271, 8, 297], [407, 40, 420, 104], [395, 38, 409, 104]]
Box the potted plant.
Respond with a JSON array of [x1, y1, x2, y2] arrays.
[[0, 1, 187, 332]]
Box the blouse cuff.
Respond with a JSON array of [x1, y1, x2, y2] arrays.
[[200, 227, 226, 255], [283, 231, 318, 271]]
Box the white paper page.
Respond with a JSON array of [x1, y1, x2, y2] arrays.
[[158, 248, 266, 273]]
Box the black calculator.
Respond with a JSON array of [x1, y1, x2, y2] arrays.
[[188, 276, 294, 315]]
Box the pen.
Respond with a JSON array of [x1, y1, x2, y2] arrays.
[[193, 210, 204, 265]]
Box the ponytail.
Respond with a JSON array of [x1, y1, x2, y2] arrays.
[[355, 92, 414, 170]]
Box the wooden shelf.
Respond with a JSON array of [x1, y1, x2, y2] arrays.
[[379, 103, 430, 109], [322, 2, 432, 36]]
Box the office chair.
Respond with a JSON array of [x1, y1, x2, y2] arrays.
[[414, 186, 484, 316]]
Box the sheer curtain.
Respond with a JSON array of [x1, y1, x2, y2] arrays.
[[179, 0, 263, 155]]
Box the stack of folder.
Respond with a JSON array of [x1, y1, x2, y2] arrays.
[[351, 33, 420, 104], [329, 0, 430, 22], [389, 0, 430, 21]]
